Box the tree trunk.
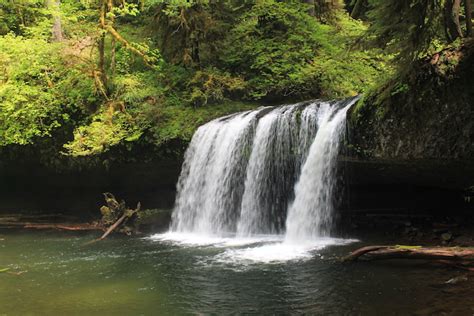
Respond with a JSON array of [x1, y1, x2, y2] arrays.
[[47, 0, 63, 41], [465, 0, 473, 37], [452, 0, 464, 38], [98, 34, 107, 85], [110, 39, 116, 75], [444, 0, 464, 41], [350, 0, 365, 19], [314, 0, 341, 20], [304, 0, 316, 16], [17, 7, 25, 26], [107, 0, 116, 75], [314, 0, 326, 19], [98, 0, 153, 68], [191, 41, 200, 65], [98, 0, 107, 87]]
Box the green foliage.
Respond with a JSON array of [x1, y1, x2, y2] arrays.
[[223, 0, 326, 99], [110, 2, 140, 18], [303, 14, 393, 98], [395, 245, 422, 250], [390, 82, 409, 97], [153, 0, 236, 67], [154, 0, 210, 16], [63, 109, 143, 156], [0, 34, 90, 146], [366, 0, 443, 64], [365, 0, 473, 69], [188, 68, 246, 106], [148, 101, 259, 146], [0, 0, 396, 160], [223, 1, 390, 99], [0, 0, 45, 35], [64, 69, 163, 156]]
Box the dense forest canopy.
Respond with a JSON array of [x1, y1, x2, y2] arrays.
[[0, 0, 472, 162]]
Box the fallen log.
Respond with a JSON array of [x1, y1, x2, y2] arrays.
[[22, 223, 103, 231], [85, 201, 141, 245], [98, 201, 141, 240], [343, 245, 474, 270], [98, 213, 128, 241], [343, 245, 391, 261]]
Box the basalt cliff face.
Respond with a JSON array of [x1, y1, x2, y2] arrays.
[[343, 40, 474, 214], [349, 40, 473, 162]]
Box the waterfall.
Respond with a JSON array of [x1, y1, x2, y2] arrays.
[[237, 105, 300, 236], [284, 100, 352, 243], [171, 110, 259, 235], [170, 97, 358, 242]]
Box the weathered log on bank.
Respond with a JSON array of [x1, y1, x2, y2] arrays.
[[343, 245, 474, 270], [23, 223, 102, 231], [0, 215, 103, 231]]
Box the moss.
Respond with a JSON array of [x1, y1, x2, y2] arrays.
[[347, 39, 474, 160], [394, 245, 422, 250], [149, 101, 261, 147]]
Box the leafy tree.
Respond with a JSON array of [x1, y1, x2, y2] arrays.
[[0, 0, 391, 158], [223, 0, 387, 99], [0, 0, 45, 35], [366, 0, 473, 66], [0, 34, 93, 145]]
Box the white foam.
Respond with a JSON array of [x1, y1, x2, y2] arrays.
[[148, 232, 282, 248], [216, 238, 356, 264], [149, 232, 357, 264]]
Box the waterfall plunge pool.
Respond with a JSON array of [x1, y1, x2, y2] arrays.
[[1, 228, 473, 315], [2, 98, 472, 314]]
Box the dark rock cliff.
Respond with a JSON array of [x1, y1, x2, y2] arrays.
[[343, 40, 474, 214], [349, 39, 473, 161]]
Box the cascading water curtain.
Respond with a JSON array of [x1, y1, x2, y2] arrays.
[[171, 97, 359, 240]]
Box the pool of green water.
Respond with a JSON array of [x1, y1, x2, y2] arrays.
[[1, 229, 473, 315]]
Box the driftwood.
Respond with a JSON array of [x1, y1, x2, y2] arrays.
[[0, 214, 94, 231], [86, 193, 141, 244], [23, 223, 102, 231], [343, 245, 474, 270], [98, 213, 128, 240], [0, 213, 101, 232]]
